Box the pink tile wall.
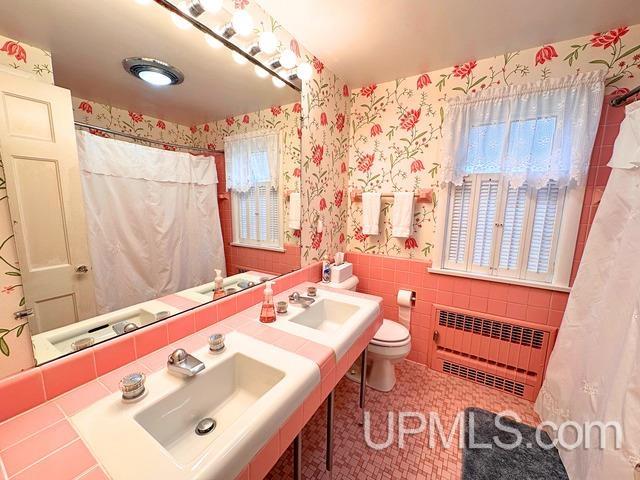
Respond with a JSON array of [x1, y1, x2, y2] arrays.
[[347, 252, 570, 366], [0, 262, 322, 423], [571, 94, 622, 280], [346, 95, 625, 368]]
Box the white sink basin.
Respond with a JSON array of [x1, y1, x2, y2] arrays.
[[289, 298, 359, 333], [268, 288, 380, 360], [72, 332, 319, 480], [135, 352, 285, 464]]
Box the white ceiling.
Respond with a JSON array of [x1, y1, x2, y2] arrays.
[[0, 0, 299, 126], [258, 0, 640, 87]]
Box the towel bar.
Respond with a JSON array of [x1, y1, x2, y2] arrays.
[[349, 188, 433, 203]]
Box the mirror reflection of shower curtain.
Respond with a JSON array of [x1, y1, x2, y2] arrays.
[[75, 130, 225, 313]]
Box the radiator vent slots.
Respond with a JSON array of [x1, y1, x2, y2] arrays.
[[438, 310, 544, 349], [443, 360, 525, 397], [436, 346, 536, 377]]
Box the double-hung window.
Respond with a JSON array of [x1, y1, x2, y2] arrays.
[[224, 131, 283, 251], [437, 72, 605, 288]]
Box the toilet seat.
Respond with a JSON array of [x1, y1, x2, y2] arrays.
[[370, 319, 410, 347]]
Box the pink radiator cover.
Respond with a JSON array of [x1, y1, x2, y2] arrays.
[[429, 304, 558, 401]]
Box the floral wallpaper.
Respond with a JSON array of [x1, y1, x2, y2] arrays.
[[193, 102, 302, 246], [0, 36, 53, 378], [298, 59, 350, 264], [0, 34, 53, 83], [72, 97, 198, 147], [346, 24, 640, 260]]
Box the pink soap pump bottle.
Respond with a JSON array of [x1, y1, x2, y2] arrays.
[[259, 280, 276, 323]]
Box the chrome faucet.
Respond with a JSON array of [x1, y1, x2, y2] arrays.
[[288, 291, 315, 308], [167, 348, 205, 377]]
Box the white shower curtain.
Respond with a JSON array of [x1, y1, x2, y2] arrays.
[[535, 101, 640, 478], [76, 130, 225, 313]]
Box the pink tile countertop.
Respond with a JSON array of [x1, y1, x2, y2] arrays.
[[0, 262, 382, 480]]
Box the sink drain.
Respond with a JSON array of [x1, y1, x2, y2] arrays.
[[195, 417, 216, 436]]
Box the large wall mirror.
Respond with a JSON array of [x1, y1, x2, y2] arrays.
[[0, 0, 302, 367]]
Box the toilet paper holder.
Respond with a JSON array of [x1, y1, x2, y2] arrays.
[[397, 289, 416, 307]]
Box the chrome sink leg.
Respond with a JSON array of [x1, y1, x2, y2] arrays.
[[293, 433, 302, 480], [326, 390, 334, 472], [359, 348, 367, 426]]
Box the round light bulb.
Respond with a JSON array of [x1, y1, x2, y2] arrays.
[[232, 51, 248, 65], [205, 35, 221, 49], [232, 10, 253, 36], [171, 3, 192, 30], [138, 70, 172, 86], [272, 77, 285, 88], [258, 31, 279, 55], [279, 49, 297, 70], [201, 0, 223, 13], [297, 62, 313, 81], [254, 65, 269, 78]]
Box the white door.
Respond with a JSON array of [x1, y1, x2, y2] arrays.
[[0, 72, 97, 334]]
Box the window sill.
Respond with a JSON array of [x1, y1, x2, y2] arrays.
[[427, 267, 571, 293], [230, 242, 285, 253]]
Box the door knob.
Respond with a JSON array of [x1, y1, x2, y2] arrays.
[[75, 265, 89, 273]]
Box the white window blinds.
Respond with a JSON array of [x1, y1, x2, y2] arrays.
[[446, 179, 472, 266], [498, 183, 528, 272], [234, 185, 281, 249], [472, 177, 499, 268], [527, 180, 561, 276], [443, 175, 566, 283]]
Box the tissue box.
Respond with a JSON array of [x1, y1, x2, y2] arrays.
[[330, 262, 353, 284]]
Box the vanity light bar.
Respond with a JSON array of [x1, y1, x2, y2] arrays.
[[152, 0, 301, 92]]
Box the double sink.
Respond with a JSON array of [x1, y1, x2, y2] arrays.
[[72, 287, 379, 479]]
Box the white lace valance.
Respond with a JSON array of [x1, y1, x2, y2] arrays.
[[224, 130, 279, 192], [441, 70, 606, 189]]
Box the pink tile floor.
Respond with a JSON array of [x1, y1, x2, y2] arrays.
[[267, 360, 538, 480]]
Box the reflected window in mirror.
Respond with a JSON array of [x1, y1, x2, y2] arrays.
[[225, 131, 283, 252]]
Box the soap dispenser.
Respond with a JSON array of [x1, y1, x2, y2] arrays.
[[213, 269, 225, 299], [259, 280, 276, 323]]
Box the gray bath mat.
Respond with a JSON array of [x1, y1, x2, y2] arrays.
[[462, 407, 568, 480]]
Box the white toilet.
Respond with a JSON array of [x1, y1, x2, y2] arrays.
[[322, 268, 411, 392]]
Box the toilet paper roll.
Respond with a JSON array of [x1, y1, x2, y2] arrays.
[[397, 289, 414, 307], [397, 289, 414, 330]]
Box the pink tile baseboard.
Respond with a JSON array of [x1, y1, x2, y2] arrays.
[[0, 260, 382, 480], [41, 349, 96, 400], [0, 369, 46, 422]]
